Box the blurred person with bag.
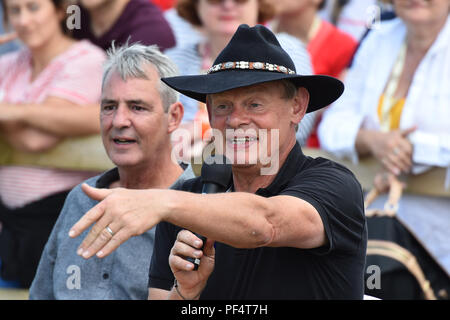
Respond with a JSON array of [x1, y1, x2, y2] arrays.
[[318, 0, 450, 299]]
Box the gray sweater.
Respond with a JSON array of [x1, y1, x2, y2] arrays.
[[29, 166, 195, 299]]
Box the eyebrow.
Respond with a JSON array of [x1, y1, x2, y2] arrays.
[[101, 99, 151, 107], [211, 92, 269, 106], [101, 99, 116, 105], [126, 100, 151, 107], [212, 85, 269, 101]]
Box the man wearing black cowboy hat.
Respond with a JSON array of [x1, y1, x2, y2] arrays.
[[69, 24, 367, 300]]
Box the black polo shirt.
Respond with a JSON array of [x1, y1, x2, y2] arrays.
[[148, 143, 367, 299]]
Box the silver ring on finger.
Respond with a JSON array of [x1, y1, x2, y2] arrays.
[[105, 226, 115, 237], [393, 147, 400, 155]]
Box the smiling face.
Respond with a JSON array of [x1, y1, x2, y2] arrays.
[[100, 65, 172, 170], [3, 0, 64, 50], [207, 80, 309, 173], [197, 0, 259, 38]]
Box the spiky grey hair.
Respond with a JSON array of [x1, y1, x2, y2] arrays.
[[102, 42, 180, 111]]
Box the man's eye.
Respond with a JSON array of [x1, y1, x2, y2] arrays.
[[132, 105, 145, 111], [102, 105, 115, 112], [214, 105, 230, 112]]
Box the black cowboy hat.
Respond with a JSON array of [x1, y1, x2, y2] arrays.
[[162, 24, 344, 113]]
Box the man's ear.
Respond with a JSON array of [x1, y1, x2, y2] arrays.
[[205, 96, 212, 123], [292, 87, 309, 124], [167, 102, 184, 134]]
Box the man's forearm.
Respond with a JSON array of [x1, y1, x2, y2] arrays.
[[164, 190, 275, 249], [70, 185, 325, 259]]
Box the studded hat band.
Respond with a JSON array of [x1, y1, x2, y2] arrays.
[[207, 61, 296, 75]]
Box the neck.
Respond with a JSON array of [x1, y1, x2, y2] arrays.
[[405, 17, 447, 54], [30, 33, 73, 78], [232, 135, 296, 193], [206, 33, 233, 62], [117, 151, 183, 189], [88, 0, 130, 37], [274, 6, 319, 44]]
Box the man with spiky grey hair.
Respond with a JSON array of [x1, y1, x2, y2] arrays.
[[101, 43, 180, 111], [29, 43, 194, 299]]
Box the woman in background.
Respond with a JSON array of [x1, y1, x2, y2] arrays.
[[268, 0, 358, 148], [166, 0, 316, 163], [0, 0, 105, 287], [318, 0, 450, 299]]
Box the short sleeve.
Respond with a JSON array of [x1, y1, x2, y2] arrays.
[[0, 51, 22, 88], [47, 42, 105, 105], [317, 26, 375, 161], [148, 221, 179, 290], [280, 158, 366, 255], [29, 187, 77, 299], [148, 178, 201, 289]]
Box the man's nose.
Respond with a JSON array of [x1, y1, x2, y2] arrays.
[[226, 106, 251, 128], [112, 105, 132, 128]]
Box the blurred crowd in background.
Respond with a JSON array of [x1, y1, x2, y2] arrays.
[[0, 0, 449, 300]]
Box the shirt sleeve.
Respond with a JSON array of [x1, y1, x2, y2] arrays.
[[147, 221, 178, 290], [148, 177, 200, 290], [46, 43, 105, 105], [279, 159, 367, 255], [410, 130, 450, 168], [0, 51, 20, 89], [28, 195, 72, 299], [317, 32, 374, 163]]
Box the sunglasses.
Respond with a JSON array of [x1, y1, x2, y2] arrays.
[[205, 0, 250, 5]]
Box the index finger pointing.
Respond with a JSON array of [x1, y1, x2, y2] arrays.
[[68, 200, 106, 238]]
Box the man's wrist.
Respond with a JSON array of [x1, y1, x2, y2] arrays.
[[173, 279, 202, 300], [163, 189, 183, 222]]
